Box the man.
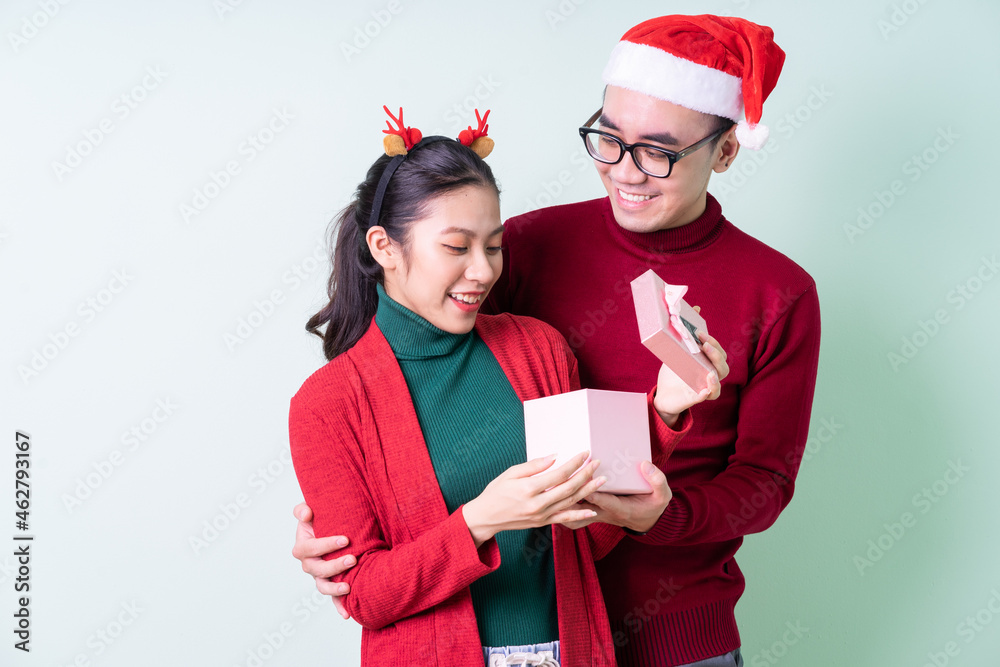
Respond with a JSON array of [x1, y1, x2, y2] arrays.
[[291, 15, 820, 667]]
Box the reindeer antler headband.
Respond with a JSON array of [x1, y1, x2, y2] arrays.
[[368, 106, 494, 230]]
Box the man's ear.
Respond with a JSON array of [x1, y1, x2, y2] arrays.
[[366, 226, 400, 271], [712, 126, 741, 173]]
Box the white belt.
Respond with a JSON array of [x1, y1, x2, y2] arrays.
[[488, 651, 559, 666]]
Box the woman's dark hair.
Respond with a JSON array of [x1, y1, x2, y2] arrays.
[[307, 139, 500, 360]]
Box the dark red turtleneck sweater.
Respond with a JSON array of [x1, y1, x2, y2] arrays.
[[484, 194, 821, 666]]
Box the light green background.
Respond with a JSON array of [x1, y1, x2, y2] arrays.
[[3, 1, 999, 665]]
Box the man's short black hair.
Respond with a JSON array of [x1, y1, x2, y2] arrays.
[[710, 115, 735, 146]]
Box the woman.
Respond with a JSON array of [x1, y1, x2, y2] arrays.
[[289, 109, 720, 666]]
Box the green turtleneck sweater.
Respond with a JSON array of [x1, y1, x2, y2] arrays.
[[374, 284, 558, 647]]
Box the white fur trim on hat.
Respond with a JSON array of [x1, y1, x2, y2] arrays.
[[602, 41, 744, 121]]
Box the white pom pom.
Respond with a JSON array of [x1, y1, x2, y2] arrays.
[[735, 121, 769, 150]]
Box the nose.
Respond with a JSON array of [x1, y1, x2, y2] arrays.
[[609, 148, 647, 185], [465, 247, 496, 286]]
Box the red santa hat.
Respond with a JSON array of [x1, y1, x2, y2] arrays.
[[602, 15, 785, 150]]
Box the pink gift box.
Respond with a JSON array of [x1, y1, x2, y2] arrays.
[[630, 269, 714, 393], [524, 388, 652, 495]]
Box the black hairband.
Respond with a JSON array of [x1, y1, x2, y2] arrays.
[[367, 136, 451, 230]]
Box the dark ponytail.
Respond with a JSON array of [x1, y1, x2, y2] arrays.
[[307, 139, 499, 360]]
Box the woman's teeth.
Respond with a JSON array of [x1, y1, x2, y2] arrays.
[[619, 189, 653, 203], [449, 293, 481, 304]]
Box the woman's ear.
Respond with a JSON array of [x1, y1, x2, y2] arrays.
[[366, 226, 400, 271]]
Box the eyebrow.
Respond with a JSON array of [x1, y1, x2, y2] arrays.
[[599, 113, 681, 147], [440, 225, 505, 237]]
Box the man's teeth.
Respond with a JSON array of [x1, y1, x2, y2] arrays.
[[449, 293, 481, 304], [619, 189, 653, 203]]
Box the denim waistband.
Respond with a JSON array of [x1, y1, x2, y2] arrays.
[[675, 648, 743, 667]]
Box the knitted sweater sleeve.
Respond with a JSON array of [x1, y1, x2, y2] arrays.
[[632, 283, 822, 546], [288, 385, 500, 630]]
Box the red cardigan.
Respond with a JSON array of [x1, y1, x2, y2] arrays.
[[289, 312, 689, 665]]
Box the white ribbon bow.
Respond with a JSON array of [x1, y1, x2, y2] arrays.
[[663, 284, 702, 355]]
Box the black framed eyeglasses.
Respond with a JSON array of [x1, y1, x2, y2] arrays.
[[578, 108, 730, 178]]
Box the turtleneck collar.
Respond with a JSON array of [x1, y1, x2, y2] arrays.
[[375, 283, 471, 360], [602, 192, 725, 255]]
